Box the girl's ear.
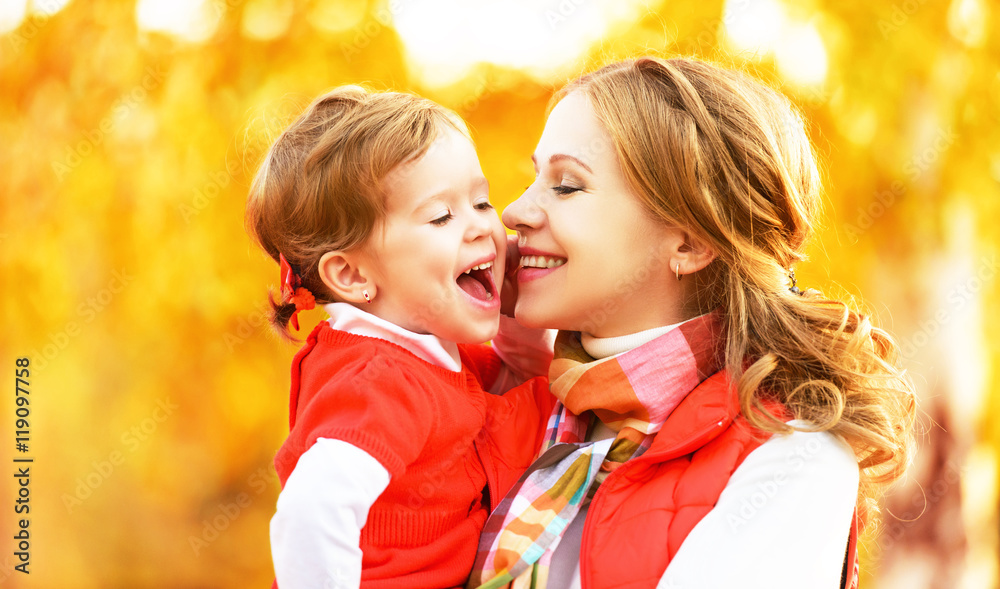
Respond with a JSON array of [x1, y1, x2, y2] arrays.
[[318, 251, 376, 305]]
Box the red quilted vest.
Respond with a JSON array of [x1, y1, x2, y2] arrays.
[[577, 371, 858, 588]]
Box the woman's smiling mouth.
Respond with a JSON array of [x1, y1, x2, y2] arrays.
[[520, 255, 566, 269], [517, 248, 567, 283]]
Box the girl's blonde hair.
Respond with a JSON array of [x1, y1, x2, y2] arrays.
[[558, 57, 916, 528], [245, 86, 468, 338]]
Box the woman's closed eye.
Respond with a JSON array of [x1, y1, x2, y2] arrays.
[[552, 184, 582, 195]]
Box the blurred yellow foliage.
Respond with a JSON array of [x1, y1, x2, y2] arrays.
[[1, 0, 998, 587]]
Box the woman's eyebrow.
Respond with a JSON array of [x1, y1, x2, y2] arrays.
[[532, 153, 593, 174]]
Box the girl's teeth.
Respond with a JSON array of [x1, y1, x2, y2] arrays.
[[463, 262, 493, 274]]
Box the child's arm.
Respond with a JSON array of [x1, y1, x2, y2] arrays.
[[271, 439, 389, 589], [487, 234, 556, 394], [488, 314, 556, 394], [273, 341, 434, 588]]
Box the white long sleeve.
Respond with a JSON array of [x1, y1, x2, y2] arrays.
[[271, 438, 390, 589], [489, 314, 556, 394], [658, 423, 859, 589]]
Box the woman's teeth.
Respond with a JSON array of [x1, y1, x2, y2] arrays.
[[520, 256, 566, 269], [463, 261, 493, 274]]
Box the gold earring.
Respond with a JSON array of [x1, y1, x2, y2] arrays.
[[675, 263, 682, 281], [363, 289, 372, 303]]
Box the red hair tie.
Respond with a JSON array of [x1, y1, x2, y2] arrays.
[[280, 253, 315, 331]]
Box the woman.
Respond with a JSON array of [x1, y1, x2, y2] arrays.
[[469, 57, 916, 589]]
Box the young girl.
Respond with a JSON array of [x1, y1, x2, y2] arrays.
[[245, 86, 555, 589]]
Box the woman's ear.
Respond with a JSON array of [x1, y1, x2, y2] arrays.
[[318, 250, 376, 305], [673, 230, 716, 277]]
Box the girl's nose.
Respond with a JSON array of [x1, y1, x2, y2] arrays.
[[467, 206, 495, 240], [502, 187, 545, 231]]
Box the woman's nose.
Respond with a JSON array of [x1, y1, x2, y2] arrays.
[[502, 187, 545, 231]]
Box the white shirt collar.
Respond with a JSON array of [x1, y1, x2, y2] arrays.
[[324, 303, 462, 372], [580, 318, 696, 360]]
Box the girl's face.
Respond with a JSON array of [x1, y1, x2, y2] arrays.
[[502, 92, 685, 338], [361, 126, 506, 344]]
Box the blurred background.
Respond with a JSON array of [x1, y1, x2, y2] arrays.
[[1, 0, 998, 587]]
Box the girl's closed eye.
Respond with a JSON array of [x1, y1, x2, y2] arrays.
[[431, 211, 453, 226], [474, 197, 494, 211]]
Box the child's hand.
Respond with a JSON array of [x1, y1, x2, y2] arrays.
[[500, 234, 520, 317]]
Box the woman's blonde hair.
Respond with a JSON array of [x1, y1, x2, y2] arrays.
[[558, 57, 915, 528], [245, 86, 468, 338]]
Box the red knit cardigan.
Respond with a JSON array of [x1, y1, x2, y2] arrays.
[[273, 322, 553, 588]]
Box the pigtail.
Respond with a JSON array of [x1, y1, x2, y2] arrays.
[[268, 289, 300, 342]]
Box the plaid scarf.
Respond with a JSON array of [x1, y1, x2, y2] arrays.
[[469, 313, 724, 589]]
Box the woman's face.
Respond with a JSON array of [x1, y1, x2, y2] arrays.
[[502, 92, 687, 338]]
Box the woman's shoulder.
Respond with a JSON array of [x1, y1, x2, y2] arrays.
[[726, 421, 859, 500], [663, 421, 860, 586]]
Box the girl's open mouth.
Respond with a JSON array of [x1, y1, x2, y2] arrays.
[[456, 261, 499, 305]]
